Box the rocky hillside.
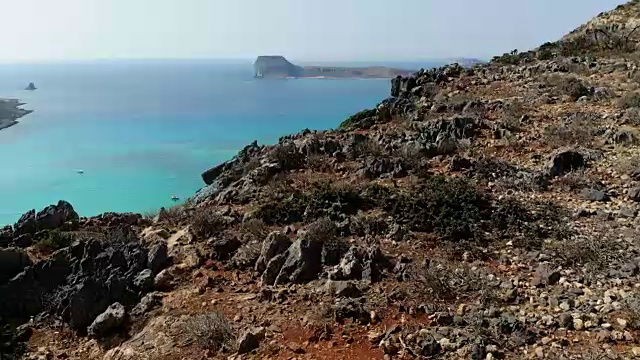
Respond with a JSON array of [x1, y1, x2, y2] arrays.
[[6, 2, 640, 359]]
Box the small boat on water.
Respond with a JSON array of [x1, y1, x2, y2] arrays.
[[171, 195, 180, 201], [76, 170, 84, 174]]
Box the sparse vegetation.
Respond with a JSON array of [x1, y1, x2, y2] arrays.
[[339, 108, 377, 130], [492, 49, 524, 65], [240, 218, 269, 242], [412, 259, 497, 302], [618, 91, 640, 109], [543, 113, 599, 147], [34, 230, 73, 253], [255, 181, 365, 225], [544, 74, 590, 101], [388, 176, 487, 241], [548, 235, 622, 270], [184, 312, 236, 351], [191, 207, 228, 238]]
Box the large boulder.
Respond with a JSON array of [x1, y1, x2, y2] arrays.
[[201, 141, 262, 185], [237, 327, 265, 354], [260, 254, 287, 286], [546, 148, 585, 177], [147, 242, 169, 274], [0, 248, 32, 283], [391, 76, 417, 98], [14, 201, 79, 236], [255, 231, 291, 274], [36, 201, 79, 230], [274, 237, 322, 284], [0, 226, 14, 247], [13, 210, 36, 236], [209, 237, 242, 261], [87, 302, 127, 338]]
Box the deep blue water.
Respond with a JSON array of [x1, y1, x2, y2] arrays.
[[0, 59, 440, 225]]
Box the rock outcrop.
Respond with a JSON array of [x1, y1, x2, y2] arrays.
[[13, 200, 79, 237], [254, 56, 303, 78], [0, 234, 168, 334]]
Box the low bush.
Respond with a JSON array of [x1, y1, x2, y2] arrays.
[[492, 49, 523, 65], [544, 74, 590, 101], [255, 182, 365, 225], [617, 91, 640, 109], [184, 312, 235, 351], [349, 212, 389, 237], [339, 108, 377, 130], [543, 113, 599, 147], [413, 260, 497, 302], [547, 235, 622, 270], [364, 176, 568, 245], [388, 176, 488, 241], [240, 218, 269, 242], [304, 218, 349, 265], [270, 142, 305, 170], [191, 208, 227, 239], [35, 230, 73, 253]]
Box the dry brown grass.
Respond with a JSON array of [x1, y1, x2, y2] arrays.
[[184, 312, 236, 351], [412, 259, 497, 303], [191, 207, 227, 239], [240, 218, 269, 242], [547, 235, 622, 271], [617, 91, 640, 109]]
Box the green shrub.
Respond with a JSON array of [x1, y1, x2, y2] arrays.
[[270, 142, 305, 170], [389, 176, 488, 241], [255, 182, 365, 225], [35, 230, 73, 252], [339, 108, 377, 130], [491, 49, 523, 65], [545, 75, 590, 101]]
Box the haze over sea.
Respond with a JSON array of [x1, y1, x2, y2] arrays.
[[0, 59, 442, 225]]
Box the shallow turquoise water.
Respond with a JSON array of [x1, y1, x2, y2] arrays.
[[0, 60, 410, 224]]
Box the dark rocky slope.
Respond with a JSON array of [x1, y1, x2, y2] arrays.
[[7, 2, 640, 359]]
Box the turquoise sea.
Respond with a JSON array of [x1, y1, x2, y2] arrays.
[[0, 59, 439, 225]]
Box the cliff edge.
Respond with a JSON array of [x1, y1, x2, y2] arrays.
[[254, 56, 303, 78]]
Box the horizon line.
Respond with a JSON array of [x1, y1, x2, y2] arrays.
[[0, 56, 488, 65]]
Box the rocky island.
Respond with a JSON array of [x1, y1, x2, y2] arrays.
[[0, 99, 32, 131], [6, 1, 640, 359], [254, 55, 415, 79]]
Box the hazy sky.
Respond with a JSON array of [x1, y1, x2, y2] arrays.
[[0, 0, 627, 62]]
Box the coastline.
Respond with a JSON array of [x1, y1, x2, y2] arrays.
[[0, 98, 33, 131]]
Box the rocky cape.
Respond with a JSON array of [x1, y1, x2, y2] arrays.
[[253, 55, 415, 79], [0, 99, 32, 131], [7, 1, 640, 359]]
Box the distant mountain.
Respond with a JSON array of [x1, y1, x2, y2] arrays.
[[253, 56, 415, 79]]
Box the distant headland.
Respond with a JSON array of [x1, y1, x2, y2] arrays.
[[0, 99, 33, 131], [253, 55, 416, 79]]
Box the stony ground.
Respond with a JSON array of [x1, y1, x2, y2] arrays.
[[5, 1, 640, 360]]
